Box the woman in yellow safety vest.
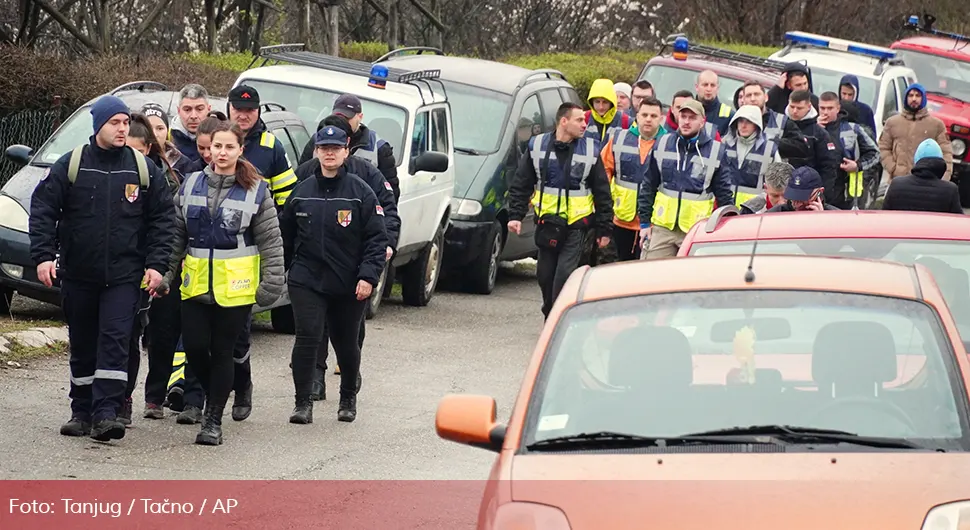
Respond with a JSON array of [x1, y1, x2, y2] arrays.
[[158, 120, 285, 446]]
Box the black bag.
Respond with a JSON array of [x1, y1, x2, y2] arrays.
[[534, 214, 568, 250]]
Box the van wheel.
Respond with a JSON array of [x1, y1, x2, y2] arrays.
[[271, 305, 295, 334], [365, 265, 388, 320], [464, 221, 502, 295], [402, 224, 444, 307]]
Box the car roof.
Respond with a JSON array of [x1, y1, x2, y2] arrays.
[[769, 49, 902, 80], [82, 89, 230, 118], [687, 210, 970, 244], [381, 55, 557, 94], [564, 254, 921, 303], [237, 65, 430, 109], [647, 56, 781, 85], [894, 36, 970, 58]]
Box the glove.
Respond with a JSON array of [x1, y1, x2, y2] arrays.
[[255, 286, 279, 308]]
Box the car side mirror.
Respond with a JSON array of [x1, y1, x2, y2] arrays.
[[435, 394, 505, 452], [411, 151, 449, 174], [5, 145, 33, 166]]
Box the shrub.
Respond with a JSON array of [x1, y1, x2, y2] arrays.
[[504, 51, 652, 102]]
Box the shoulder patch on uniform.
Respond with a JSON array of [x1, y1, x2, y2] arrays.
[[384, 181, 392, 191], [827, 143, 836, 150], [376, 205, 385, 216]]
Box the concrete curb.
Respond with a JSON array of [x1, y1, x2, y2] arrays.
[[0, 326, 69, 368]]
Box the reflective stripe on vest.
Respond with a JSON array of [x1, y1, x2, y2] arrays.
[[839, 123, 864, 199], [762, 111, 785, 142], [650, 137, 722, 233], [351, 128, 386, 165], [529, 133, 596, 225], [718, 103, 731, 118], [703, 122, 717, 140], [724, 135, 778, 207], [179, 171, 266, 307], [611, 129, 644, 222]]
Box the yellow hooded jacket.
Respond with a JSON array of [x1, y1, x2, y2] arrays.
[[585, 79, 631, 143]]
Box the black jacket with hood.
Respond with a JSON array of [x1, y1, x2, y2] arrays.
[[786, 105, 840, 205], [839, 74, 878, 135], [767, 63, 819, 114], [300, 122, 400, 201], [882, 157, 963, 214], [822, 109, 880, 209]]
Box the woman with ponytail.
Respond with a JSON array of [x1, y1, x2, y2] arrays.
[[158, 120, 284, 446]]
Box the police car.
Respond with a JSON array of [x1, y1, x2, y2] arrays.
[[770, 31, 918, 141], [236, 45, 455, 326]]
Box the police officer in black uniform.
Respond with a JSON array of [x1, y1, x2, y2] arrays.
[[294, 113, 400, 400], [30, 95, 176, 441], [281, 125, 389, 424]]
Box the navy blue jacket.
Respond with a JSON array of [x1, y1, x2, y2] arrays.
[[839, 74, 878, 135]]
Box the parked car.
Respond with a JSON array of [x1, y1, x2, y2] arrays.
[[892, 14, 970, 205], [237, 44, 455, 325], [435, 253, 970, 529], [0, 81, 310, 320], [376, 51, 579, 294], [637, 34, 784, 112]]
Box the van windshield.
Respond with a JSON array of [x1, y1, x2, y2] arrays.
[[641, 64, 746, 109], [241, 80, 408, 163], [33, 107, 93, 165], [437, 82, 511, 154]]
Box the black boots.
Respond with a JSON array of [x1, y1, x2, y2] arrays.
[[195, 402, 224, 446], [310, 366, 326, 401], [177, 406, 203, 424], [289, 397, 313, 424], [118, 398, 133, 426], [338, 395, 357, 422], [60, 416, 92, 436], [91, 418, 126, 441], [232, 382, 253, 421]]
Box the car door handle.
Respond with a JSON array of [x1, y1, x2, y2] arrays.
[[430, 175, 437, 182]]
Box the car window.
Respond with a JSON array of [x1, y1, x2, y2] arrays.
[[239, 80, 407, 164], [561, 87, 583, 105], [537, 90, 562, 133], [803, 66, 880, 110], [286, 125, 311, 161], [411, 110, 429, 159], [515, 95, 542, 155], [270, 126, 298, 167], [641, 64, 744, 110], [437, 81, 512, 154], [897, 76, 910, 102], [34, 106, 93, 164], [689, 239, 970, 341], [430, 108, 449, 154], [528, 290, 966, 449], [883, 79, 899, 123]]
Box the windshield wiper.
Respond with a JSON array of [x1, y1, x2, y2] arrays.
[[683, 425, 928, 450], [525, 431, 777, 451], [454, 146, 486, 155]]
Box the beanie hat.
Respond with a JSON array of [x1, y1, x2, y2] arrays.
[[141, 103, 170, 128], [91, 95, 130, 134], [614, 82, 632, 101], [914, 138, 943, 164]]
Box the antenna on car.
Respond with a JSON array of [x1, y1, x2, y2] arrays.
[[744, 216, 765, 284]]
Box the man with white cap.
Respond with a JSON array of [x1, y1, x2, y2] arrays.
[[614, 82, 633, 115], [29, 95, 177, 441], [722, 105, 782, 208]]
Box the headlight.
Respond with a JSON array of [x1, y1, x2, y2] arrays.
[[450, 198, 483, 219], [491, 502, 571, 530], [952, 139, 967, 158], [921, 500, 970, 529], [0, 195, 29, 233]]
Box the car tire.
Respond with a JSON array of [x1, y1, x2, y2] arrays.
[[271, 305, 295, 334], [463, 221, 502, 295], [365, 264, 388, 320], [401, 222, 444, 307]]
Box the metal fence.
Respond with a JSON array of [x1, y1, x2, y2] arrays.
[[0, 101, 72, 186]]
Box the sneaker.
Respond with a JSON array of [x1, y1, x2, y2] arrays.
[[143, 403, 165, 419], [119, 398, 133, 426], [176, 406, 203, 425], [90, 418, 126, 441], [60, 416, 92, 437], [337, 395, 357, 422]]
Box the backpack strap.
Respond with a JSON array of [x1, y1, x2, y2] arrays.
[[67, 145, 149, 190], [130, 147, 150, 189], [67, 146, 85, 184]]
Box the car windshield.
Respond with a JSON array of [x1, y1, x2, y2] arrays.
[[893, 49, 970, 103], [33, 106, 93, 165], [528, 290, 967, 450], [439, 81, 511, 154], [804, 65, 880, 109], [641, 64, 745, 110], [240, 80, 408, 163]]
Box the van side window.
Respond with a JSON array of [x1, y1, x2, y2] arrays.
[[882, 79, 898, 124], [272, 126, 299, 166], [430, 108, 449, 153], [412, 111, 429, 159], [538, 90, 563, 133], [561, 87, 582, 105], [516, 95, 542, 154]]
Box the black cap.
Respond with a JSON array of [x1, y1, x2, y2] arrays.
[[333, 94, 362, 117], [228, 85, 260, 109]]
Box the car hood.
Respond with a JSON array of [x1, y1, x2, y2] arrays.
[[927, 93, 970, 125], [510, 454, 970, 528], [2, 164, 49, 211], [454, 152, 489, 199]]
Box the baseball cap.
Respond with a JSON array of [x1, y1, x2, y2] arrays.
[[228, 85, 260, 109], [678, 99, 705, 116], [314, 125, 349, 147], [333, 94, 362, 117], [784, 166, 824, 202]]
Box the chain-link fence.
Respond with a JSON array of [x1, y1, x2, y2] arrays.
[[0, 102, 73, 186]]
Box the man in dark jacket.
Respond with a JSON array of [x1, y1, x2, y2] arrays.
[[740, 80, 810, 163], [839, 74, 878, 135], [882, 139, 963, 214], [785, 90, 840, 205], [767, 166, 841, 212], [29, 95, 177, 441], [817, 92, 880, 210], [767, 63, 819, 114], [696, 70, 735, 137]]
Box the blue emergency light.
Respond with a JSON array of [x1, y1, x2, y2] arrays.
[[784, 31, 897, 61], [672, 36, 689, 60], [908, 15, 919, 26], [368, 65, 388, 89]]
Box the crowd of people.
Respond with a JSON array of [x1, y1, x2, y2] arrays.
[[509, 67, 963, 318], [29, 83, 400, 446]]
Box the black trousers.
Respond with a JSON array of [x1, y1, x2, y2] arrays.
[[232, 317, 253, 394], [124, 292, 152, 399], [289, 286, 366, 398], [145, 291, 205, 408], [316, 317, 366, 371], [180, 301, 253, 409], [536, 228, 588, 319], [62, 280, 141, 423], [612, 225, 640, 262]]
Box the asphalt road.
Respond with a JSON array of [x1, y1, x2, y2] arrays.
[[0, 266, 543, 480]]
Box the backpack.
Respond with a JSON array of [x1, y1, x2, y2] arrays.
[[67, 145, 149, 189]]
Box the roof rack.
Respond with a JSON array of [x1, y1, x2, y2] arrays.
[[110, 81, 169, 95], [374, 46, 444, 63], [515, 69, 568, 90], [659, 34, 789, 72], [704, 204, 740, 233], [903, 13, 970, 45]]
